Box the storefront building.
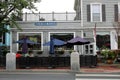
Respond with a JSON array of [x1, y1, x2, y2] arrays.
[[2, 0, 120, 69], [10, 0, 120, 57], [11, 18, 89, 56]]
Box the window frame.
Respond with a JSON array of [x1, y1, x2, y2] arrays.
[[17, 32, 43, 51], [49, 32, 75, 50], [96, 31, 111, 50], [90, 3, 102, 22], [84, 44, 94, 55]]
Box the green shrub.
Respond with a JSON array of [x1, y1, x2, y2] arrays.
[[101, 49, 115, 60]]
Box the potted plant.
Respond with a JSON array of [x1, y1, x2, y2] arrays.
[[101, 49, 116, 64]]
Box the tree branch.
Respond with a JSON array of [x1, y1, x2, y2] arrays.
[[0, 6, 15, 23]]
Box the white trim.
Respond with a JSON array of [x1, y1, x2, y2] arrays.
[[110, 31, 118, 50], [11, 26, 116, 30], [16, 20, 80, 23], [118, 3, 120, 13], [10, 31, 12, 53], [16, 32, 43, 51], [90, 3, 102, 22], [118, 2, 120, 21]]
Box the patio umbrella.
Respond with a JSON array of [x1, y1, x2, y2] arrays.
[[67, 36, 90, 52], [43, 38, 66, 55], [67, 36, 90, 45], [15, 38, 39, 44], [43, 38, 66, 46], [15, 38, 39, 54]]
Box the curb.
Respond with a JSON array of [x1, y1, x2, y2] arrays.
[[0, 69, 120, 74]]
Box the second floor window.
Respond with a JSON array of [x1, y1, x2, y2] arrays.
[[91, 4, 101, 22], [87, 3, 106, 22]]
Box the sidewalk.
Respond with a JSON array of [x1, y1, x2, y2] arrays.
[[80, 63, 120, 73], [0, 63, 120, 73]]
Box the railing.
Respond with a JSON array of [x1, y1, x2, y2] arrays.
[[17, 12, 76, 21], [16, 57, 70, 69], [80, 55, 97, 67], [0, 55, 98, 69], [0, 56, 6, 69]]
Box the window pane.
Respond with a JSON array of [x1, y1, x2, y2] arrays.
[[18, 33, 42, 51], [96, 32, 110, 50], [92, 4, 100, 13], [92, 4, 101, 22], [93, 13, 100, 21], [50, 33, 74, 50]]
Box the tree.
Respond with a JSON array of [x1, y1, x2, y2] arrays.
[[0, 0, 38, 34]]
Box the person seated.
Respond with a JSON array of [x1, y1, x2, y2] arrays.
[[16, 51, 22, 58], [25, 51, 34, 57]]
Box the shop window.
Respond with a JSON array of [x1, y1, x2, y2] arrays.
[[50, 33, 74, 50], [18, 33, 42, 51], [96, 32, 110, 50]]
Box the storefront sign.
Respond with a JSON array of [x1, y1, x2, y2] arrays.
[[34, 22, 57, 26]]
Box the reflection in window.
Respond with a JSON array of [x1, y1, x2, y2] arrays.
[[18, 33, 42, 51], [50, 33, 74, 50]]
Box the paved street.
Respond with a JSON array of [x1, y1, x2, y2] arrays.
[[0, 72, 75, 80], [75, 73, 120, 80], [0, 71, 120, 80]]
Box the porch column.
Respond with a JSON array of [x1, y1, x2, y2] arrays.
[[6, 53, 16, 71]]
